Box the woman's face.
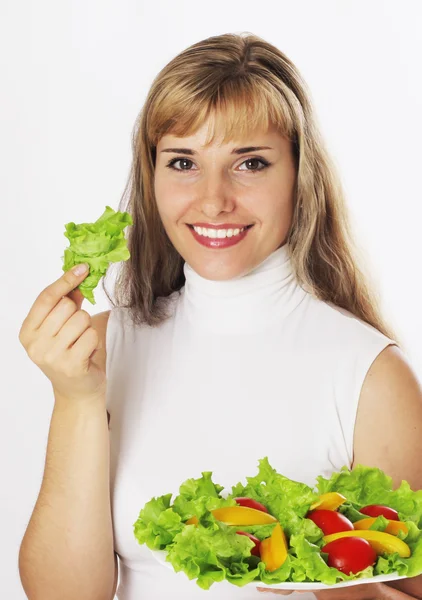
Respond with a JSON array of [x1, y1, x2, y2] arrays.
[[154, 118, 297, 280]]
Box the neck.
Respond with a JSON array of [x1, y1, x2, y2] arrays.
[[180, 243, 307, 334]]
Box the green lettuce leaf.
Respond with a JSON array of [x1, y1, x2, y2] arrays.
[[133, 494, 184, 549], [231, 457, 319, 537], [402, 539, 422, 577], [233, 523, 278, 541], [338, 501, 367, 523], [288, 534, 353, 584], [166, 521, 260, 590], [257, 554, 293, 584], [172, 471, 236, 521], [316, 464, 422, 527], [61, 205, 132, 304], [368, 515, 390, 531]]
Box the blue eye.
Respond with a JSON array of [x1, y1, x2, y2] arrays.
[[165, 156, 271, 173]]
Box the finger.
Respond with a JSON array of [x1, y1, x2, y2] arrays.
[[54, 309, 91, 350], [257, 589, 293, 595], [24, 264, 90, 332], [38, 295, 78, 338], [69, 326, 99, 365]]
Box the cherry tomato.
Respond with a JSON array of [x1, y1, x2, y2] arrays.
[[360, 504, 399, 521], [307, 509, 354, 535], [322, 537, 377, 574], [234, 497, 269, 513], [236, 531, 261, 556]]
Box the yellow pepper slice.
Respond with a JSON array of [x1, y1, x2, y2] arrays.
[[185, 506, 277, 527], [323, 530, 411, 558], [260, 523, 288, 572], [212, 506, 277, 526], [310, 492, 347, 511]]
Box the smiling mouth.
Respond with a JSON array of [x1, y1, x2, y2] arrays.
[[186, 223, 255, 246]]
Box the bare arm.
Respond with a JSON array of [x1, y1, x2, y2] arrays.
[[18, 265, 117, 600], [258, 346, 422, 599], [18, 393, 116, 600], [352, 345, 422, 599]]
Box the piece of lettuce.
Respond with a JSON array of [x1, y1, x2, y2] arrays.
[[172, 471, 237, 522], [133, 472, 235, 551], [61, 205, 132, 304], [166, 520, 261, 590], [231, 457, 320, 537], [133, 494, 184, 549], [316, 464, 422, 527]]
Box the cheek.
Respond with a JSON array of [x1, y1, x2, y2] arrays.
[[254, 194, 293, 225], [154, 178, 191, 224]]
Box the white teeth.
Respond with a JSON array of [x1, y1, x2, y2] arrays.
[[193, 226, 246, 238]]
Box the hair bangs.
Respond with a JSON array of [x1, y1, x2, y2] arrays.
[[148, 76, 295, 149]]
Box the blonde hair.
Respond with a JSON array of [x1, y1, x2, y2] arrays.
[[103, 32, 399, 344]]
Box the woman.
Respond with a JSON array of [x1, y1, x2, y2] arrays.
[[18, 32, 422, 600]]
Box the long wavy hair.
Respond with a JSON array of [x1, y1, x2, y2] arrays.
[[103, 31, 399, 344]]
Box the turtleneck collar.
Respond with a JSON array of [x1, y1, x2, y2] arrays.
[[179, 243, 308, 334]]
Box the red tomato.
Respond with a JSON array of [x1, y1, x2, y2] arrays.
[[234, 497, 269, 513], [307, 510, 354, 535], [360, 504, 399, 521], [322, 537, 377, 574], [236, 531, 261, 556]]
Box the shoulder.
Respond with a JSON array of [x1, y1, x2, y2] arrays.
[[303, 296, 393, 350], [353, 344, 422, 489]]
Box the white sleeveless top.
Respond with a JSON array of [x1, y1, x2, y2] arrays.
[[106, 244, 396, 600]]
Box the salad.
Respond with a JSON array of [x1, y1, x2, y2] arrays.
[[133, 458, 422, 590]]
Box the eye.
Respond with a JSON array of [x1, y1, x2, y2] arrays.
[[165, 156, 272, 174], [166, 157, 196, 172], [238, 158, 271, 172]]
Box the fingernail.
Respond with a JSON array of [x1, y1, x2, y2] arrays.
[[72, 263, 89, 276]]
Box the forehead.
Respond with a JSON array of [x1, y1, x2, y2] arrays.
[[157, 119, 288, 152]]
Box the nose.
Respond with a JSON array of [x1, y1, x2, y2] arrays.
[[197, 172, 236, 217]]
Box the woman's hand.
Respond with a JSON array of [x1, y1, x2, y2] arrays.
[[257, 582, 417, 599], [19, 264, 106, 403]]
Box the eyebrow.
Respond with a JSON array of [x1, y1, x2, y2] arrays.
[[160, 146, 273, 155]]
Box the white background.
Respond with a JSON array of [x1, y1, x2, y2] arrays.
[[1, 1, 421, 598]]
